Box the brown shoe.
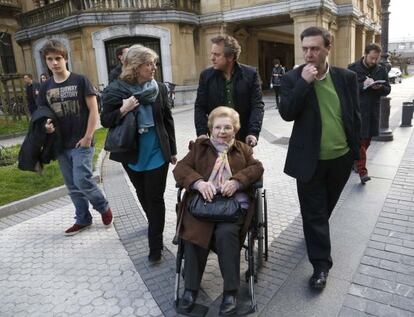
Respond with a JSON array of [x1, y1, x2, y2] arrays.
[[64, 223, 91, 236], [101, 208, 113, 226]]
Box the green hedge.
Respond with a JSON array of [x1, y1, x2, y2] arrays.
[[0, 128, 108, 206]]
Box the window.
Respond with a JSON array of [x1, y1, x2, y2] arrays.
[[0, 33, 17, 74]]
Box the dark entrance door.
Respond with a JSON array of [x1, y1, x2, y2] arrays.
[[105, 37, 163, 82], [258, 40, 294, 89]]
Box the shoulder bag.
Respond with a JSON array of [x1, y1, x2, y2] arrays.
[[188, 193, 242, 222], [104, 111, 137, 153]]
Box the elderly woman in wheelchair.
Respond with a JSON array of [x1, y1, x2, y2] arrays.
[[173, 106, 264, 316]]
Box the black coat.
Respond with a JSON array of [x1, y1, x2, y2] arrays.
[[18, 106, 62, 172], [108, 64, 122, 83], [271, 65, 285, 86], [194, 63, 264, 141], [279, 65, 361, 183], [100, 80, 177, 164], [348, 58, 391, 138]]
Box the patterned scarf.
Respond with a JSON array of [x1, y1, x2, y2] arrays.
[[208, 137, 235, 191]]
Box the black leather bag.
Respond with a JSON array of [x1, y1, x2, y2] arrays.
[[188, 193, 242, 222], [104, 111, 137, 153]]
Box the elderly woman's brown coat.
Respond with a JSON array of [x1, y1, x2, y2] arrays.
[[173, 138, 264, 249]]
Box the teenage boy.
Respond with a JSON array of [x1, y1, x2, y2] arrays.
[[38, 39, 112, 235]]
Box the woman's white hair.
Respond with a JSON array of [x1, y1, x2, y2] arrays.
[[208, 106, 241, 133]]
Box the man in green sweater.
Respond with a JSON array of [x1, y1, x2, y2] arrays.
[[279, 27, 360, 290]]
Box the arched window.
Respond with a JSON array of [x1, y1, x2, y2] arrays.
[[0, 32, 17, 74]]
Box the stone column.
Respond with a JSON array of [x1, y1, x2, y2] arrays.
[[21, 44, 35, 76], [355, 25, 366, 60], [177, 24, 197, 84], [365, 30, 375, 44], [335, 16, 356, 67]]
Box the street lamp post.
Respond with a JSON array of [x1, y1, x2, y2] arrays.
[[376, 0, 393, 141]]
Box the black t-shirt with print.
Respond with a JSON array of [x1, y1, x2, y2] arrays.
[[38, 73, 96, 149]]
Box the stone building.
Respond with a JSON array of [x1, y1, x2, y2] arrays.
[[1, 0, 383, 105]]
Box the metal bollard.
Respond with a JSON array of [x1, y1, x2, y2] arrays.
[[375, 97, 393, 141], [401, 101, 414, 127]]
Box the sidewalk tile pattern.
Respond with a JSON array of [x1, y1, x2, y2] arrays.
[[340, 125, 414, 317], [0, 199, 161, 316]]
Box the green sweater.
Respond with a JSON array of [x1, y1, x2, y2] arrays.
[[314, 73, 349, 160]]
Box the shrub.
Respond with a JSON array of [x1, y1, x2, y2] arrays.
[[0, 145, 19, 167]]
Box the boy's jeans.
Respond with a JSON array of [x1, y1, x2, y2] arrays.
[[58, 147, 109, 225]]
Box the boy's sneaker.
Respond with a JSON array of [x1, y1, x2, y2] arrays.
[[65, 223, 91, 236], [101, 208, 113, 226]]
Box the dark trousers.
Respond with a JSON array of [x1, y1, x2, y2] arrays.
[[124, 163, 169, 252], [357, 138, 371, 176], [297, 151, 353, 271], [273, 86, 281, 107], [184, 216, 244, 292]]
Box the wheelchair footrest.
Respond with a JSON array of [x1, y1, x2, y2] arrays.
[[176, 301, 209, 317]]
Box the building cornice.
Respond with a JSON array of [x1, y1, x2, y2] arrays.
[[15, 1, 378, 42], [15, 10, 199, 43]]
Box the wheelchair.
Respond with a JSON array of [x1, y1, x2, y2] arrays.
[[173, 180, 268, 315]]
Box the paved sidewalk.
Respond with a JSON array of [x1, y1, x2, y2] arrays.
[[0, 77, 413, 316]]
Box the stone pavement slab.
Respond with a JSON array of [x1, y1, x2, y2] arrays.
[[0, 200, 161, 317]]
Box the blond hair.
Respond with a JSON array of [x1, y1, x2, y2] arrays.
[[208, 106, 240, 133], [119, 44, 158, 84]]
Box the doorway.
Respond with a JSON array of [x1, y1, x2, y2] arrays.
[[258, 40, 294, 89], [105, 36, 163, 82]]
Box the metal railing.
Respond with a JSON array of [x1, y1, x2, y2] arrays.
[[0, 74, 29, 122], [18, 0, 200, 28]]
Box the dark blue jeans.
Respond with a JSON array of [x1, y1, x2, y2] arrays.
[[58, 147, 109, 225]]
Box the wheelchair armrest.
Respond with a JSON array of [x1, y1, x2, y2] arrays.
[[252, 179, 263, 189]]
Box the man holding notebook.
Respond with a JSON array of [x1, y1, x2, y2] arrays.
[[348, 43, 391, 184]]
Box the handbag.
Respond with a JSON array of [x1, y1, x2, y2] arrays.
[[188, 193, 242, 222], [104, 111, 137, 153]]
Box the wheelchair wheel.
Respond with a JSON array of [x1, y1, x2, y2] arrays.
[[254, 188, 264, 273], [254, 188, 267, 272]]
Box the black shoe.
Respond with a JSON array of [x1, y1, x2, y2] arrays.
[[219, 292, 237, 316], [179, 289, 198, 313], [309, 270, 329, 290], [360, 174, 371, 184], [148, 249, 162, 263]]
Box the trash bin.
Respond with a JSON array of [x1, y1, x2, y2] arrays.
[[401, 102, 414, 127]]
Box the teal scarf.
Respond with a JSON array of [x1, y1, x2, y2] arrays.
[[119, 79, 159, 130]]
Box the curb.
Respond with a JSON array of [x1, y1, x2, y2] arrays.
[[0, 132, 26, 141], [0, 149, 107, 219]]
